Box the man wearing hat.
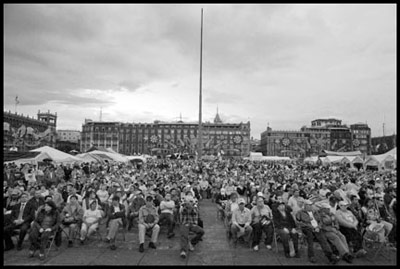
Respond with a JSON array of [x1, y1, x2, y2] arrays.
[[138, 195, 160, 253], [179, 195, 204, 259], [319, 203, 354, 263], [230, 197, 252, 248], [335, 201, 367, 257], [215, 188, 228, 220], [296, 200, 339, 264]]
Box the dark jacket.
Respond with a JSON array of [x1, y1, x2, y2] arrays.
[[106, 203, 126, 227], [10, 201, 36, 226], [272, 207, 296, 230], [32, 207, 61, 233]]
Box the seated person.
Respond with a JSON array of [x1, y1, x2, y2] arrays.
[[105, 195, 126, 250], [158, 193, 176, 238], [61, 195, 84, 247], [4, 192, 35, 251], [319, 204, 354, 263], [250, 196, 274, 251], [335, 201, 366, 257], [296, 200, 340, 264], [179, 195, 204, 259], [215, 188, 228, 220], [225, 192, 239, 229], [80, 200, 103, 244], [272, 201, 299, 258], [362, 197, 393, 243], [138, 196, 160, 252], [127, 192, 146, 230], [230, 198, 253, 247], [28, 200, 61, 260]]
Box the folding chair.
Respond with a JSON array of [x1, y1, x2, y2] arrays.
[[45, 232, 57, 258], [362, 229, 391, 260]]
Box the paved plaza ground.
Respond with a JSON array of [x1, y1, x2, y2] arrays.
[[3, 199, 397, 266]]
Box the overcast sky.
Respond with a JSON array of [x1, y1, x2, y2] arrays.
[[4, 4, 396, 138]]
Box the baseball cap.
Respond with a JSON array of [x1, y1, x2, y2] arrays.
[[238, 198, 246, 204], [338, 201, 349, 207], [257, 192, 264, 197]]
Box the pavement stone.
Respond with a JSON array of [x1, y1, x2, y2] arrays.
[[3, 199, 397, 266]]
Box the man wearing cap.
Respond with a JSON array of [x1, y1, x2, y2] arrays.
[[179, 195, 204, 259], [138, 195, 160, 252], [105, 196, 126, 250], [296, 200, 340, 264], [230, 197, 252, 248], [335, 201, 366, 257]]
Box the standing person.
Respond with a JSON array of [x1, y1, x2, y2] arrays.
[[272, 201, 300, 258], [250, 196, 274, 251], [230, 198, 253, 248], [138, 196, 160, 252], [158, 193, 176, 239], [28, 200, 61, 260], [179, 195, 204, 259]]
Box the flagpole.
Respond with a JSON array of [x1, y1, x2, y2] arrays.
[[198, 8, 204, 160]]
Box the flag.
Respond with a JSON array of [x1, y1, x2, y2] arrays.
[[15, 95, 19, 104]]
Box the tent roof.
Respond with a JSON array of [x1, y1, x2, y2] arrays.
[[323, 150, 362, 156], [4, 151, 42, 162], [4, 151, 52, 165], [31, 146, 81, 163]]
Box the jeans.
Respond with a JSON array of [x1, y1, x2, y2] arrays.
[[339, 226, 363, 252], [251, 222, 274, 247], [158, 212, 175, 235], [180, 224, 204, 252], [301, 227, 333, 259], [277, 228, 298, 255], [138, 223, 160, 244]]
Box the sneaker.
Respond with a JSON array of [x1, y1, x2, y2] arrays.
[[167, 233, 175, 239], [355, 249, 367, 258], [80, 239, 84, 245], [139, 243, 144, 253], [39, 253, 45, 261], [253, 245, 259, 251], [309, 257, 316, 263], [342, 253, 353, 264], [149, 242, 157, 249], [104, 238, 111, 243], [28, 250, 35, 258], [188, 241, 195, 252], [110, 244, 117, 250], [266, 245, 272, 250], [180, 250, 187, 259], [68, 240, 73, 248], [329, 255, 340, 265]]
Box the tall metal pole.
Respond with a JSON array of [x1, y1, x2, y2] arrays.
[[198, 8, 203, 160]]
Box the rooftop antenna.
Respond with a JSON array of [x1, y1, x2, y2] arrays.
[[383, 114, 385, 137]]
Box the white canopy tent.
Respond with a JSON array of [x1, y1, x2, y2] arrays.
[[4, 151, 52, 166], [87, 150, 130, 163], [31, 146, 82, 164], [364, 147, 397, 170]]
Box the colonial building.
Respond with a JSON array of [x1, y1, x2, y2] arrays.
[[57, 130, 81, 143], [260, 118, 371, 158], [3, 110, 57, 151], [350, 123, 371, 154], [80, 112, 251, 158], [371, 134, 396, 154]]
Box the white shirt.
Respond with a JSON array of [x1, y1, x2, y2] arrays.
[[307, 211, 318, 228], [160, 200, 175, 215], [84, 209, 102, 224]]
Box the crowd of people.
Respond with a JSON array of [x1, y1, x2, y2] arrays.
[[3, 157, 397, 263]]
